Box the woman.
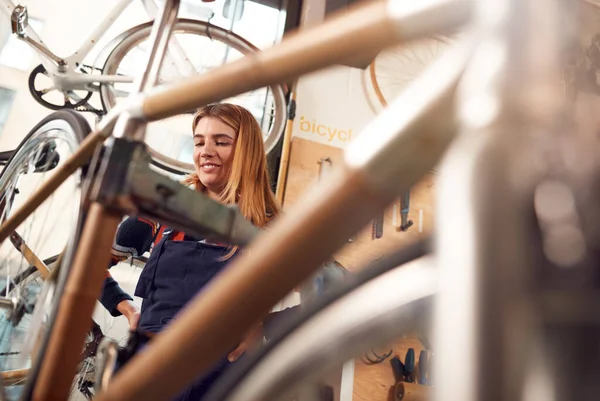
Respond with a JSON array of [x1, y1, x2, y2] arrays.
[[100, 103, 286, 400]]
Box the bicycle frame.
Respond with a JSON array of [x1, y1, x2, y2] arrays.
[[0, 0, 199, 91], [2, 0, 587, 399], [0, 0, 132, 87], [434, 0, 585, 400], [0, 0, 473, 399]]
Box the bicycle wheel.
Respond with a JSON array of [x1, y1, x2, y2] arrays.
[[0, 255, 59, 297], [100, 19, 288, 175], [367, 35, 453, 112], [0, 110, 89, 400], [205, 240, 434, 401]]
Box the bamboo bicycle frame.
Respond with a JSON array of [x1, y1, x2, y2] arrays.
[[83, 1, 594, 401], [2, 0, 476, 399]]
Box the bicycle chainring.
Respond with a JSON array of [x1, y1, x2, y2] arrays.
[[28, 64, 103, 115]]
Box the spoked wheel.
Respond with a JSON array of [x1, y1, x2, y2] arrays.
[[365, 35, 454, 113], [100, 19, 288, 176], [70, 320, 105, 400], [0, 110, 90, 400], [205, 240, 434, 401]]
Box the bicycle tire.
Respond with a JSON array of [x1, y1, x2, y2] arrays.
[[0, 110, 89, 398], [0, 110, 89, 272], [367, 35, 452, 110], [0, 254, 60, 297], [99, 19, 288, 174], [205, 239, 432, 401], [0, 111, 89, 174]]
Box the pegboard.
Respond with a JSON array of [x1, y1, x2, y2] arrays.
[[281, 136, 436, 401], [282, 137, 436, 273]]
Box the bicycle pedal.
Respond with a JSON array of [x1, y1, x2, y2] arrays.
[[10, 5, 29, 36]]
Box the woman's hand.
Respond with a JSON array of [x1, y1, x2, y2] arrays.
[[117, 300, 141, 330], [228, 322, 264, 362]]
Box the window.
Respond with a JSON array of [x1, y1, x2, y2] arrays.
[[176, 0, 285, 49], [0, 88, 16, 136], [0, 18, 45, 71], [178, 135, 194, 166]]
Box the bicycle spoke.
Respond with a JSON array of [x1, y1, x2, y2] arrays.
[[100, 20, 287, 174]]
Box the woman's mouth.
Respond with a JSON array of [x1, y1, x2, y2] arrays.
[[201, 163, 221, 173]]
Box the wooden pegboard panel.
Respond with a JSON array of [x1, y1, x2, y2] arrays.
[[282, 137, 435, 401], [283, 137, 436, 272]]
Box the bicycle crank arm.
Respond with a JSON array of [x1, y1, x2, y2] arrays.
[[91, 137, 259, 246], [11, 5, 65, 68]]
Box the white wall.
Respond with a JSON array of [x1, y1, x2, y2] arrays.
[[293, 65, 378, 149]]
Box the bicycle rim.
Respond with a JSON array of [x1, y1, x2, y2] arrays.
[[100, 19, 287, 175], [205, 240, 433, 401], [0, 111, 88, 399], [368, 35, 453, 111]]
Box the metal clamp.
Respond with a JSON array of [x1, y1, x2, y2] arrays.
[[90, 137, 259, 246]]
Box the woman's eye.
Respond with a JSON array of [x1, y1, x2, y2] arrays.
[[216, 142, 228, 146]]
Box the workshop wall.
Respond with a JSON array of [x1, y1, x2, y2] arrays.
[[282, 59, 435, 401], [279, 3, 438, 400]]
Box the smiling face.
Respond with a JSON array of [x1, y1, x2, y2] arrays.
[[193, 116, 237, 198]]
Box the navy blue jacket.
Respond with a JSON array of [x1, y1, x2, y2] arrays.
[[101, 217, 299, 400]]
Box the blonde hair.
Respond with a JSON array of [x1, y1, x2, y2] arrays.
[[183, 103, 280, 255]]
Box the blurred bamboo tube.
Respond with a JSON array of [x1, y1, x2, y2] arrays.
[[276, 83, 297, 205]]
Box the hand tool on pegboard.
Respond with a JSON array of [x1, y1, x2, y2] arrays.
[[404, 348, 415, 383], [389, 355, 405, 401], [317, 157, 332, 182], [372, 212, 384, 239], [418, 350, 429, 385], [389, 348, 430, 401], [399, 190, 414, 231], [362, 348, 393, 365], [318, 157, 356, 243], [391, 355, 405, 382], [426, 352, 433, 386], [392, 191, 413, 232]]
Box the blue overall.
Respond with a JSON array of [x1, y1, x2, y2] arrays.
[[132, 231, 242, 401]]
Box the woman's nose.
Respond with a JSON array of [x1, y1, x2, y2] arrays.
[[201, 142, 216, 156]]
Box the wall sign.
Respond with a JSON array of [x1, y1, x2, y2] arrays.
[[292, 65, 376, 149]]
